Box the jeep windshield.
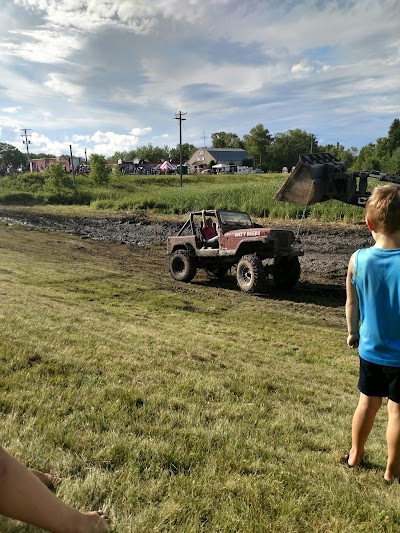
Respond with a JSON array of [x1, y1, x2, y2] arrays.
[[219, 210, 253, 228]]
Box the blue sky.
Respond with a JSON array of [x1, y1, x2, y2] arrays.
[[0, 0, 399, 159]]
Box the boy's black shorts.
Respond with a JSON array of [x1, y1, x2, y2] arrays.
[[358, 357, 400, 403]]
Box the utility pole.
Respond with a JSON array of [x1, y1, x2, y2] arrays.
[[70, 144, 77, 196], [174, 111, 187, 187], [20, 128, 32, 171], [202, 131, 207, 147]]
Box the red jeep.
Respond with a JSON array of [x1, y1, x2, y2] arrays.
[[167, 209, 303, 293]]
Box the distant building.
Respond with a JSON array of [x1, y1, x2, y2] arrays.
[[187, 148, 253, 171], [110, 160, 161, 174], [30, 157, 72, 172]]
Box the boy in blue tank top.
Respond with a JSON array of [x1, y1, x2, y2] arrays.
[[345, 184, 400, 482]]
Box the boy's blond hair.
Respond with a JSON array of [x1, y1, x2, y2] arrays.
[[366, 184, 400, 234]]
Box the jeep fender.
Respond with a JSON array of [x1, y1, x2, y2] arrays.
[[231, 238, 270, 256], [170, 243, 196, 256]]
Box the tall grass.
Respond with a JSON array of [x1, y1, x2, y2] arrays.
[[0, 172, 367, 223]]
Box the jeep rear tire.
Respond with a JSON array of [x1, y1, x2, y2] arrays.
[[236, 254, 266, 293], [170, 250, 197, 282], [273, 256, 300, 289]]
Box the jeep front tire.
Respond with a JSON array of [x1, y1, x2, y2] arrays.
[[169, 250, 197, 282], [236, 254, 266, 293]]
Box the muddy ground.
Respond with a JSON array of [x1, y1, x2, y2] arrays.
[[0, 208, 373, 305]]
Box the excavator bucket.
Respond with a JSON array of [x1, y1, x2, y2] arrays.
[[275, 153, 400, 208], [274, 153, 347, 206]]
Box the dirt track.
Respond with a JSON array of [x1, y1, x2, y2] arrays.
[[0, 208, 373, 306]]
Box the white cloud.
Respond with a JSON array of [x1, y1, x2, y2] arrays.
[[44, 73, 83, 99], [2, 29, 83, 64], [0, 0, 399, 152], [3, 128, 153, 158], [13, 0, 217, 31], [90, 130, 141, 155], [72, 134, 91, 142], [291, 60, 330, 78], [130, 127, 152, 136], [0, 116, 21, 130], [2, 106, 22, 113]]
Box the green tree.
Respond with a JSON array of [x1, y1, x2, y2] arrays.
[[352, 143, 382, 171], [44, 163, 73, 193], [169, 143, 197, 163], [243, 124, 272, 165], [318, 143, 358, 168], [135, 144, 170, 162], [107, 151, 129, 163], [268, 129, 317, 171], [211, 132, 243, 149], [387, 118, 400, 156], [30, 152, 56, 159], [387, 146, 400, 174], [0, 143, 27, 169], [89, 154, 111, 185]]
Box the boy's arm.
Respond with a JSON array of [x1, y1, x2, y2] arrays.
[[345, 252, 360, 349]]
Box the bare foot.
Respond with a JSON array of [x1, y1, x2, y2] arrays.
[[31, 469, 62, 489], [384, 467, 400, 483], [79, 510, 111, 532]]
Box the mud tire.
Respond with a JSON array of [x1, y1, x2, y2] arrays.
[[170, 250, 197, 282], [273, 256, 301, 289], [236, 254, 266, 293]]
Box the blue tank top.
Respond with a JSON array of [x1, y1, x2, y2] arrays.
[[353, 247, 400, 366]]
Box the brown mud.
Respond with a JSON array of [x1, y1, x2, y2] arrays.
[[0, 208, 373, 308]]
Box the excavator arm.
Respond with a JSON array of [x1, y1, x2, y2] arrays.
[[274, 153, 400, 208]]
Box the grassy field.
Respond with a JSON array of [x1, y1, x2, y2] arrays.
[[1, 222, 399, 532], [0, 172, 366, 224]]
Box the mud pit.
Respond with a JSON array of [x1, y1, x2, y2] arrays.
[[0, 208, 373, 305]]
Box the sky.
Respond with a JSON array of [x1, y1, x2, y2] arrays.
[[0, 0, 399, 160]]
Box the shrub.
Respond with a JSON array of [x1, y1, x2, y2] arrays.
[[44, 163, 73, 194], [89, 154, 111, 186]]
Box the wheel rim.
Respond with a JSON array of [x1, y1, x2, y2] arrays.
[[241, 265, 252, 285], [174, 257, 185, 273]]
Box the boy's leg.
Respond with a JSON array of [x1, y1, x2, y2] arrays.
[[348, 393, 382, 466], [0, 447, 110, 533], [385, 400, 400, 481]]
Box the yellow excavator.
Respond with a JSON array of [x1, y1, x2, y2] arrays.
[[275, 153, 400, 209]]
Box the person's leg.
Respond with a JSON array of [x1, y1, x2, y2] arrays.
[[0, 447, 110, 533], [385, 400, 400, 481], [348, 393, 382, 466]]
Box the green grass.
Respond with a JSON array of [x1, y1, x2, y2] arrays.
[[0, 172, 367, 224], [0, 224, 399, 531]]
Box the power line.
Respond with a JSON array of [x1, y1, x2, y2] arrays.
[[182, 123, 195, 147]]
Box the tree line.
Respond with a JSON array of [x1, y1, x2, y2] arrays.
[[106, 119, 400, 173], [1, 118, 399, 174]]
